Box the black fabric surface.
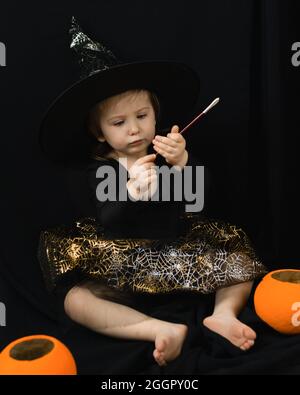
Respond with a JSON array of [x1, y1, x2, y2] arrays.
[[1, 0, 300, 376], [59, 288, 300, 375]]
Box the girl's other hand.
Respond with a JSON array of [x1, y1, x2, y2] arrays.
[[152, 125, 188, 168], [127, 154, 158, 201]]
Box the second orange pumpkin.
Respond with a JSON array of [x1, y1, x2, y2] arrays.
[[254, 269, 300, 334]]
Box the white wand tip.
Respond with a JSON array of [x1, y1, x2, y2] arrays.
[[203, 97, 220, 114]]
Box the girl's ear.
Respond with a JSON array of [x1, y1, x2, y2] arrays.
[[97, 135, 106, 143]]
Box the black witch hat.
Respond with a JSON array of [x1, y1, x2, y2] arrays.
[[39, 17, 200, 164]]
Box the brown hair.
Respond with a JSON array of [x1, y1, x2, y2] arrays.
[[86, 90, 160, 161]]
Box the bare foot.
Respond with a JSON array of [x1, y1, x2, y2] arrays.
[[203, 314, 256, 351], [153, 323, 188, 366]]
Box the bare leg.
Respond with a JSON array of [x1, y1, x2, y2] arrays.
[[203, 281, 256, 350], [64, 286, 188, 366]]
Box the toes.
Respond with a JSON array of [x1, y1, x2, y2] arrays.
[[158, 353, 167, 367], [243, 327, 256, 341], [240, 339, 255, 351], [153, 349, 167, 367], [153, 349, 160, 363], [244, 339, 255, 348], [158, 357, 167, 367]]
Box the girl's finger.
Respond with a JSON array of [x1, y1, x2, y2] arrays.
[[170, 125, 180, 133], [129, 162, 155, 178], [153, 145, 165, 157], [140, 174, 157, 193], [167, 132, 183, 142], [140, 167, 156, 177], [153, 135, 177, 147], [136, 154, 157, 165], [138, 162, 155, 171], [153, 146, 175, 162], [153, 140, 175, 153], [154, 147, 174, 161]]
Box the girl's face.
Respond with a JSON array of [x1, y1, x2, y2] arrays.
[[97, 90, 156, 160]]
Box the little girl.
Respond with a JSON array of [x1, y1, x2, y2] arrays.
[[38, 18, 267, 367]]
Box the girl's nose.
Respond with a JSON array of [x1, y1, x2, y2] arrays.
[[128, 122, 139, 135]]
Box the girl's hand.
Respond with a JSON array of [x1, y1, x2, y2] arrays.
[[127, 154, 158, 201], [152, 125, 188, 168]]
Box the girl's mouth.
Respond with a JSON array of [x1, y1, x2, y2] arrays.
[[129, 139, 143, 146]]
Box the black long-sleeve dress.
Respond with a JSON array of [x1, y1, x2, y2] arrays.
[[87, 152, 206, 239]]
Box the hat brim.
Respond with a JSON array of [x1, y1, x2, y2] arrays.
[[39, 61, 200, 163]]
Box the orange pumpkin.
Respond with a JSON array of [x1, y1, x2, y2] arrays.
[[0, 335, 77, 375], [254, 269, 300, 334]]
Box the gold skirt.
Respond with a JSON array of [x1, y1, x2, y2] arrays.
[[38, 213, 267, 295]]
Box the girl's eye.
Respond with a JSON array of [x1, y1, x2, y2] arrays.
[[137, 114, 147, 119], [113, 120, 124, 126]]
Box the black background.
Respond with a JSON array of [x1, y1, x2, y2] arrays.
[[0, 0, 300, 375]]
